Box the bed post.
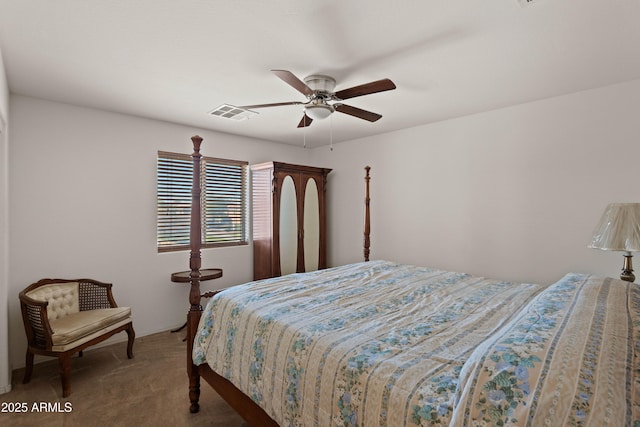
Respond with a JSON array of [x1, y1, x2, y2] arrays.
[[187, 135, 203, 413], [364, 166, 371, 262]]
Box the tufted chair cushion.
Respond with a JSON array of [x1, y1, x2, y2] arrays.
[[49, 307, 131, 349], [25, 282, 80, 320]]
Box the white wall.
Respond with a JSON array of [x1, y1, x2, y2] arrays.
[[7, 95, 313, 369], [315, 79, 640, 285], [0, 46, 11, 393]]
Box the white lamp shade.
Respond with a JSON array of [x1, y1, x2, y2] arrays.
[[588, 203, 640, 252], [305, 104, 333, 120]]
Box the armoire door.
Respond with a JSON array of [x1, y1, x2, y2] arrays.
[[278, 173, 298, 276], [302, 176, 320, 272]]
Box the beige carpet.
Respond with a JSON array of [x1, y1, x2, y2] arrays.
[[0, 331, 247, 426]]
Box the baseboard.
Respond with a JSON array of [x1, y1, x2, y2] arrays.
[[0, 383, 12, 394]]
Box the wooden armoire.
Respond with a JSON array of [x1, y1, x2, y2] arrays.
[[252, 162, 332, 280]]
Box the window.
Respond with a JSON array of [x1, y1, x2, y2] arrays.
[[157, 151, 249, 252]]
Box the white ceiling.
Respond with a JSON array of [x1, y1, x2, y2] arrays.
[[1, 0, 639, 148]]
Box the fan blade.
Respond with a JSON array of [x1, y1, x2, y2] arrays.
[[297, 113, 313, 128], [334, 78, 396, 100], [272, 70, 314, 97], [238, 101, 303, 109], [334, 104, 382, 122]]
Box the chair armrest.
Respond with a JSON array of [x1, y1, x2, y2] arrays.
[[19, 294, 54, 350], [77, 279, 118, 311]]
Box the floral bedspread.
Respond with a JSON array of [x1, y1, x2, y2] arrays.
[[451, 273, 640, 426], [193, 260, 547, 426]]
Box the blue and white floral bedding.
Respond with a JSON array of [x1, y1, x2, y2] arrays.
[[192, 261, 640, 426], [451, 272, 640, 426]]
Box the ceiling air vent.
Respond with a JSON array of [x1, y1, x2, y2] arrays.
[[208, 104, 258, 121]]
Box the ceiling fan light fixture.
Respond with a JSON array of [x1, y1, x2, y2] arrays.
[[244, 70, 396, 127], [305, 103, 334, 120]]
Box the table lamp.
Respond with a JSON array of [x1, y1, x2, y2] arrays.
[[588, 203, 640, 282]]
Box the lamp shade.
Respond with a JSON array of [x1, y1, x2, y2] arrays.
[[305, 104, 333, 120], [588, 203, 640, 252]]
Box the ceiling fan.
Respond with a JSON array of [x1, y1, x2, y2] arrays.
[[239, 70, 396, 128]]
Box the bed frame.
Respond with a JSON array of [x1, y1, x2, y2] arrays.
[[184, 135, 371, 425]]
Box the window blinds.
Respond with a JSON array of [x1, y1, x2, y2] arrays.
[[157, 151, 248, 252]]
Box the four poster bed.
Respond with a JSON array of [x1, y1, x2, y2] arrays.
[[183, 136, 640, 426]]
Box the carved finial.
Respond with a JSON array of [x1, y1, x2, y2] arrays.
[[191, 135, 203, 153]]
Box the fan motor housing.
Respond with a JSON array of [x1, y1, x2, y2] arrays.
[[304, 75, 336, 94]]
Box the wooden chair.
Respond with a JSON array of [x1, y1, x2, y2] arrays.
[[19, 278, 135, 397]]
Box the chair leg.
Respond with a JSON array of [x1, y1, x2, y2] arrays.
[[126, 323, 135, 359], [23, 349, 34, 384], [58, 353, 72, 398]]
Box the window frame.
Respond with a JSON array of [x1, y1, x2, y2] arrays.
[[157, 151, 249, 253]]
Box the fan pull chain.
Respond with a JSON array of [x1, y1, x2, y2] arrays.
[[303, 112, 307, 148], [330, 114, 334, 151]]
